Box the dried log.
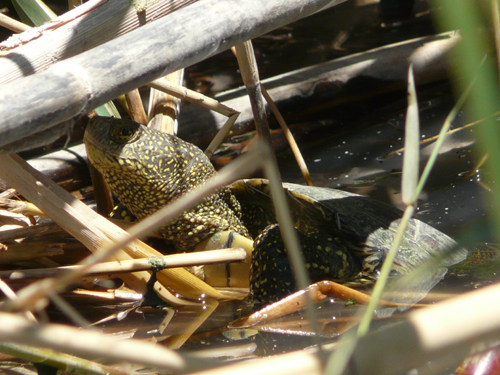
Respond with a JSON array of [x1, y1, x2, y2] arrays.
[[0, 221, 62, 243], [177, 32, 459, 147], [0, 242, 64, 264], [0, 143, 90, 191], [0, 0, 346, 150], [26, 144, 91, 191]]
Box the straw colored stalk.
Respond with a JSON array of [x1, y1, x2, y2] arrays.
[[0, 248, 247, 279], [148, 70, 184, 134], [0, 0, 346, 150], [0, 13, 31, 33]]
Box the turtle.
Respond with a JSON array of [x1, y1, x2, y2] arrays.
[[84, 117, 467, 305]]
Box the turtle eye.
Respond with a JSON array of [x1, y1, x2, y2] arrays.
[[109, 121, 140, 144]]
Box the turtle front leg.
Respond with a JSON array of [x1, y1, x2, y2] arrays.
[[250, 223, 362, 306]]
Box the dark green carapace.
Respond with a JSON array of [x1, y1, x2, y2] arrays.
[[230, 179, 467, 305], [85, 117, 467, 306]]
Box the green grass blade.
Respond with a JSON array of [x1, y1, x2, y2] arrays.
[[12, 0, 56, 26], [94, 102, 121, 118], [10, 2, 34, 26], [416, 71, 478, 198], [402, 64, 419, 205], [431, 0, 500, 240]]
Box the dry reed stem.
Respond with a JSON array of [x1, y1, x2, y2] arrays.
[[260, 85, 313, 186], [0, 248, 246, 279], [231, 280, 406, 328], [0, 342, 132, 375], [234, 41, 321, 341], [0, 221, 66, 242], [124, 89, 148, 125], [148, 79, 238, 116], [0, 242, 64, 263], [0, 13, 30, 33], [0, 198, 45, 216], [204, 113, 240, 158], [148, 70, 184, 134]]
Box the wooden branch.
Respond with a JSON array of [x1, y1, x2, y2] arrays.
[[0, 0, 346, 150], [0, 0, 199, 84]]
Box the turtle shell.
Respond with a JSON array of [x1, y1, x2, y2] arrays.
[[229, 179, 467, 305]]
